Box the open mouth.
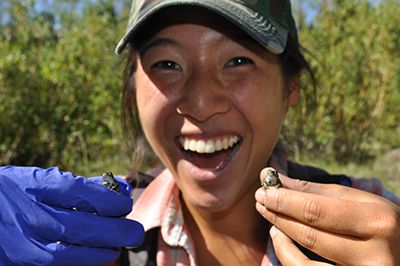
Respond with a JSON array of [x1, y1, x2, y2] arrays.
[[178, 135, 241, 170]]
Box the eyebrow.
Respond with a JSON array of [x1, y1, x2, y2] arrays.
[[138, 32, 265, 57], [139, 38, 180, 56]]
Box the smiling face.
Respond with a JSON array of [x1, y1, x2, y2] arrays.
[[133, 7, 298, 213]]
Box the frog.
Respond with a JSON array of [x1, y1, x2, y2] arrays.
[[260, 169, 282, 189], [102, 171, 121, 193]]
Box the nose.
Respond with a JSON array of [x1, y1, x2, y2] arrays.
[[176, 70, 231, 122]]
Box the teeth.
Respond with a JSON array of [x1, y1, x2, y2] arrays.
[[222, 138, 229, 149], [196, 140, 206, 153], [205, 140, 215, 153], [179, 136, 240, 154], [189, 139, 196, 151], [215, 139, 222, 151]]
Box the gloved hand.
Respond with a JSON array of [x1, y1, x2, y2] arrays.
[[0, 166, 145, 266]]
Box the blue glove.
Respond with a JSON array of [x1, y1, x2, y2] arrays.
[[0, 166, 145, 266]]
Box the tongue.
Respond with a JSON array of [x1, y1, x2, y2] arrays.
[[188, 149, 231, 170]]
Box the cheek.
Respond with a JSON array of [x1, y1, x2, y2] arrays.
[[233, 74, 287, 156], [136, 78, 155, 126], [135, 64, 180, 123], [233, 75, 286, 126], [135, 71, 180, 162], [135, 73, 167, 144]]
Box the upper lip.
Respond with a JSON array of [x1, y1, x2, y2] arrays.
[[177, 130, 241, 141]]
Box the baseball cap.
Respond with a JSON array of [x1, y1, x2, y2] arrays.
[[115, 0, 298, 55]]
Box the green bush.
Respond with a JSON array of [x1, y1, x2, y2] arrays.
[[0, 0, 128, 169], [285, 0, 400, 163]]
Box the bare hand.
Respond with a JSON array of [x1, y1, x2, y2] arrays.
[[255, 168, 400, 266]]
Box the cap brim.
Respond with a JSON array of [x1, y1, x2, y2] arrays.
[[115, 0, 288, 55]]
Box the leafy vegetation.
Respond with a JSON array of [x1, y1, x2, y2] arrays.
[[1, 0, 399, 190], [286, 0, 400, 163], [1, 0, 129, 169]]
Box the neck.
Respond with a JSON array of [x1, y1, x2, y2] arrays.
[[181, 181, 268, 265]]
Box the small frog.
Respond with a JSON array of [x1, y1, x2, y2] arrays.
[[102, 172, 120, 193], [261, 169, 282, 189]]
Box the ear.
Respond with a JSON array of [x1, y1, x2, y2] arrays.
[[285, 74, 300, 112]]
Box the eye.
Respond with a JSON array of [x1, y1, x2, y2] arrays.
[[224, 57, 254, 68], [151, 60, 182, 71]]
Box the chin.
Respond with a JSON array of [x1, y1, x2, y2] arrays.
[[183, 186, 237, 214]]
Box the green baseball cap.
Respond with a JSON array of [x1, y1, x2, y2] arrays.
[[115, 0, 298, 55]]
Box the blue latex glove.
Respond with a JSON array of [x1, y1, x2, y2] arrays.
[[0, 166, 145, 266]]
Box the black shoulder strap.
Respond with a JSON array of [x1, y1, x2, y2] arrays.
[[145, 229, 159, 265], [122, 228, 159, 266], [287, 160, 352, 186]]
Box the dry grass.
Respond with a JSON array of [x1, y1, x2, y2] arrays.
[[299, 150, 400, 196]]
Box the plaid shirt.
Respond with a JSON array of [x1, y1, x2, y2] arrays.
[[126, 159, 400, 266]]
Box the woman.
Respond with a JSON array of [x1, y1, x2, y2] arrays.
[[117, 0, 400, 265], [0, 0, 398, 265]]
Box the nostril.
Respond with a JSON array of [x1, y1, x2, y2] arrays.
[[176, 103, 230, 122], [176, 95, 231, 122]]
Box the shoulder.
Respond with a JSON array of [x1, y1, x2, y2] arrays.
[[123, 167, 165, 202], [125, 167, 164, 189], [287, 160, 329, 179], [287, 161, 400, 205], [287, 160, 352, 186]]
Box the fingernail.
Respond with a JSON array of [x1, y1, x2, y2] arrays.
[[270, 226, 278, 237]]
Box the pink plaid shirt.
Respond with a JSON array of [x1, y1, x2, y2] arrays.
[[126, 166, 400, 266]]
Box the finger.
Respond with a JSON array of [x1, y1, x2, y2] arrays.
[[255, 187, 392, 238], [33, 202, 144, 248], [45, 242, 120, 266], [269, 226, 330, 266], [256, 203, 376, 265], [259, 167, 384, 204], [27, 167, 133, 216]]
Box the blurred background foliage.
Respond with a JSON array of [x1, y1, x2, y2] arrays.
[[0, 0, 399, 192], [285, 0, 400, 164], [0, 0, 132, 173]]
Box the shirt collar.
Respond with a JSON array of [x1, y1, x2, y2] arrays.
[[127, 169, 176, 231]]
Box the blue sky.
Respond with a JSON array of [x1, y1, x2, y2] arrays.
[[292, 0, 383, 23], [33, 0, 384, 21], [6, 0, 381, 27]]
